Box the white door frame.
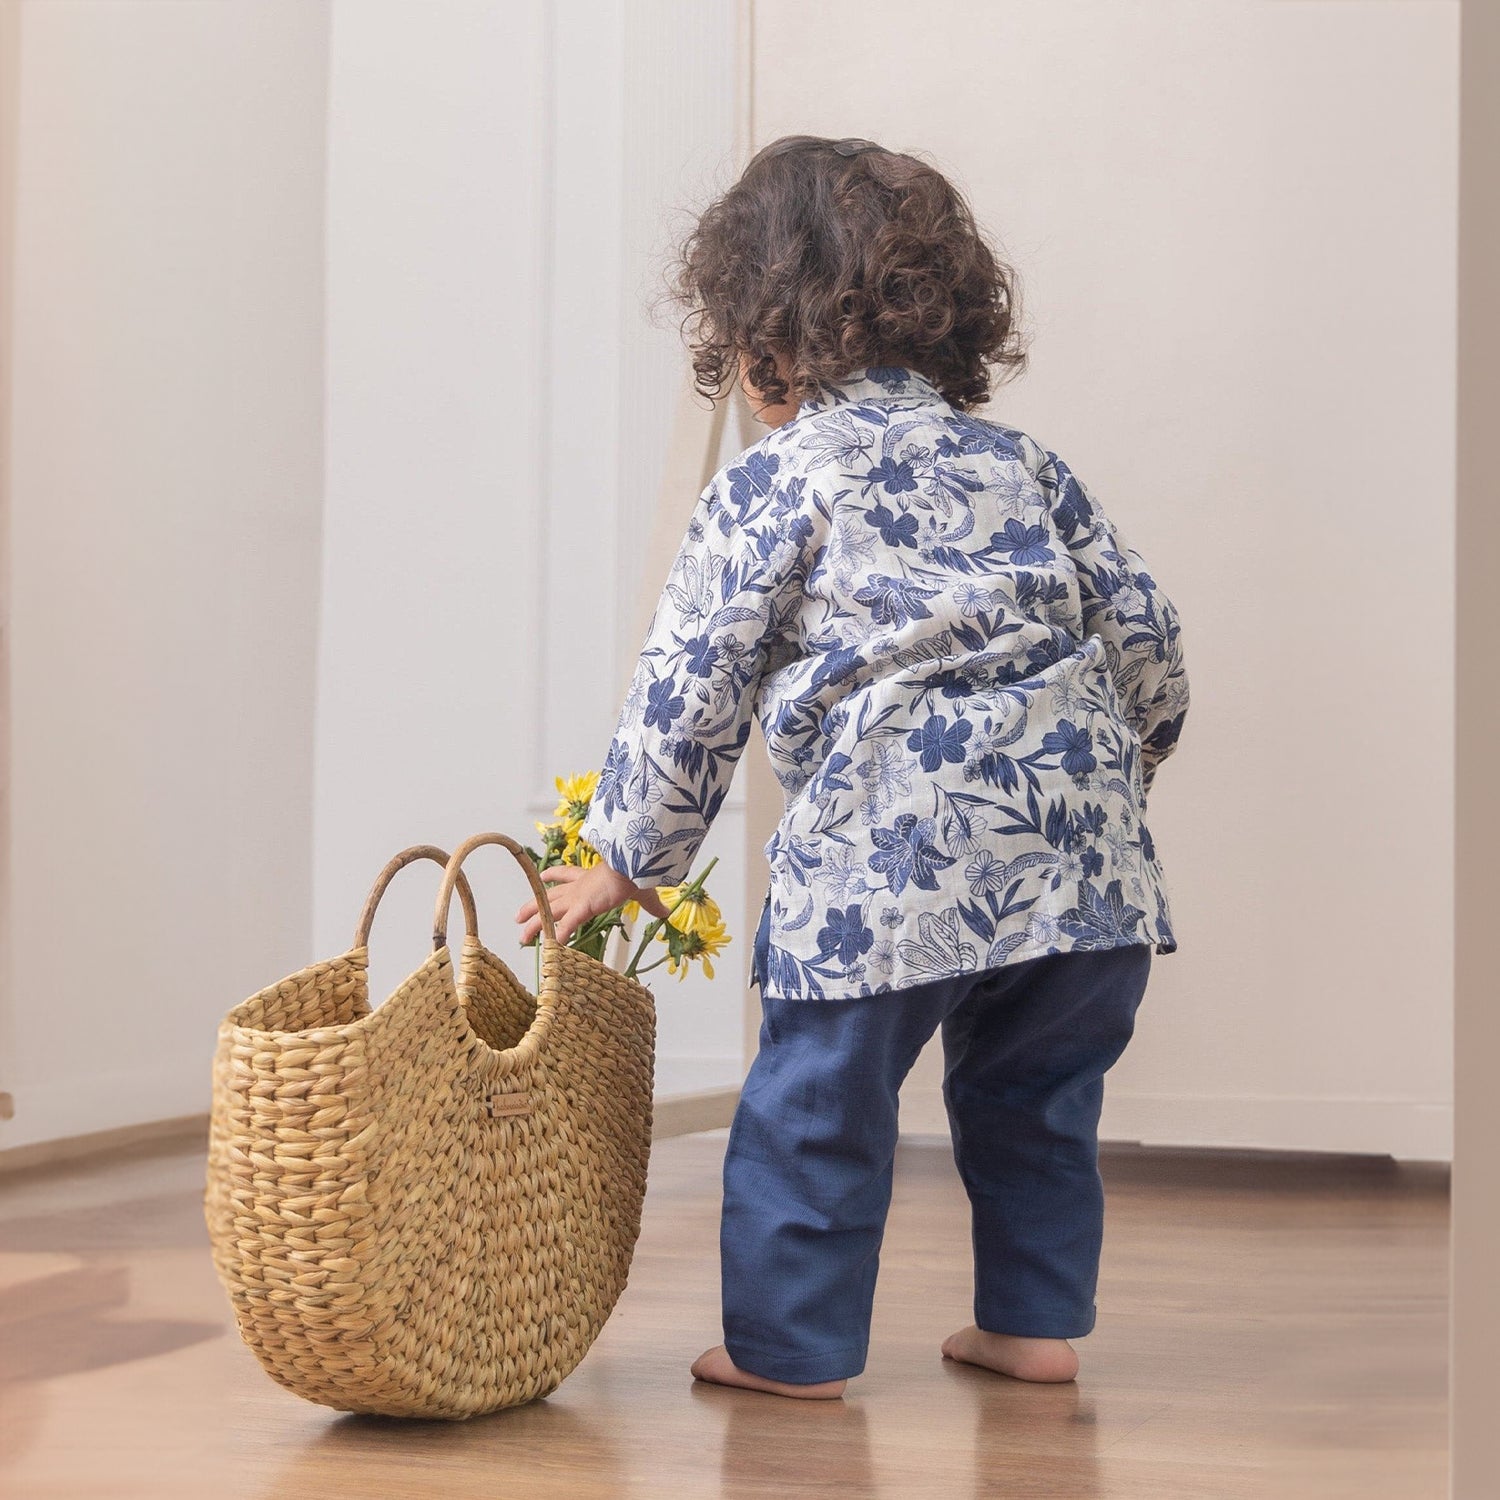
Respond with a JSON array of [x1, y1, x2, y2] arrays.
[[1451, 3, 1498, 1492]]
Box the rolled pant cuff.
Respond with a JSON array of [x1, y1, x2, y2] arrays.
[[723, 1337, 867, 1384], [976, 1301, 1097, 1340]]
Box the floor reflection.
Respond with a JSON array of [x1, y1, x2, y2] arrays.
[[1, 1262, 220, 1382], [702, 1382, 876, 1498], [953, 1368, 1104, 1500], [0, 1185, 227, 1471], [254, 1392, 629, 1500]]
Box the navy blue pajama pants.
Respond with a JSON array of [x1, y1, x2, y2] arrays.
[[720, 900, 1152, 1384]]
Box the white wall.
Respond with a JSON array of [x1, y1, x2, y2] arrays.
[[316, 0, 745, 1091], [314, 0, 550, 995], [1, 0, 329, 1149], [9, 0, 1450, 1158], [753, 0, 1459, 1158], [0, 0, 744, 1154], [591, 0, 746, 1093]]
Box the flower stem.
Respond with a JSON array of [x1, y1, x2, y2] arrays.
[[623, 855, 720, 980]]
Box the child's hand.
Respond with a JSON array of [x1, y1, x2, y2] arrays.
[[514, 862, 670, 946]]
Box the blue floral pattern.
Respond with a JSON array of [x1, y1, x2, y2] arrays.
[[580, 369, 1188, 998]]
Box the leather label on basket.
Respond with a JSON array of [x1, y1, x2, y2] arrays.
[[488, 1090, 532, 1119]]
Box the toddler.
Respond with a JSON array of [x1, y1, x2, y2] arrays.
[[515, 135, 1188, 1399]]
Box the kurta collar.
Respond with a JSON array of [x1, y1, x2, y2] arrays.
[[795, 366, 944, 419]]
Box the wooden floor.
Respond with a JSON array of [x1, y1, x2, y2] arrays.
[[0, 1131, 1447, 1499]]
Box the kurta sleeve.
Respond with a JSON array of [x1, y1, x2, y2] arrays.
[[1045, 451, 1189, 796], [579, 457, 805, 886]]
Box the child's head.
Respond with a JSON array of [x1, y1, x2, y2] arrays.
[[674, 135, 1026, 416]]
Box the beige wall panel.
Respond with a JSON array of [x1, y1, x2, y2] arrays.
[[753, 0, 1459, 1155], [2, 0, 330, 1149]]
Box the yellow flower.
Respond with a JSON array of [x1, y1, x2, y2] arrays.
[[658, 884, 724, 937], [565, 831, 601, 868], [555, 769, 599, 805], [553, 770, 599, 831], [622, 898, 641, 923], [664, 917, 730, 981]]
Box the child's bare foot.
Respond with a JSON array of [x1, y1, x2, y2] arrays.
[[690, 1344, 847, 1400], [941, 1326, 1079, 1382]]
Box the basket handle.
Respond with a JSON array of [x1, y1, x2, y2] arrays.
[[432, 832, 557, 951], [354, 844, 479, 950]]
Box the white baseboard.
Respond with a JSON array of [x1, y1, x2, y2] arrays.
[[0, 1113, 209, 1176], [7, 1065, 1450, 1167], [0, 1052, 747, 1157], [900, 1086, 1453, 1162], [0, 1075, 747, 1173], [1100, 1090, 1453, 1162], [0, 1067, 209, 1156], [653, 1055, 743, 1098], [654, 1088, 739, 1138], [0, 1088, 745, 1175]]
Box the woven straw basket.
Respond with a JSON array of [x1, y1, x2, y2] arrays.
[[203, 833, 656, 1419]]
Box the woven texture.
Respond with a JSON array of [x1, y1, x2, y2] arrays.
[[203, 840, 656, 1419]]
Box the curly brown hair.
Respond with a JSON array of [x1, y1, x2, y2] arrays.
[[673, 135, 1027, 413]]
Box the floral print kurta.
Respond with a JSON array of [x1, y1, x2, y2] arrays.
[[579, 368, 1188, 999]]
